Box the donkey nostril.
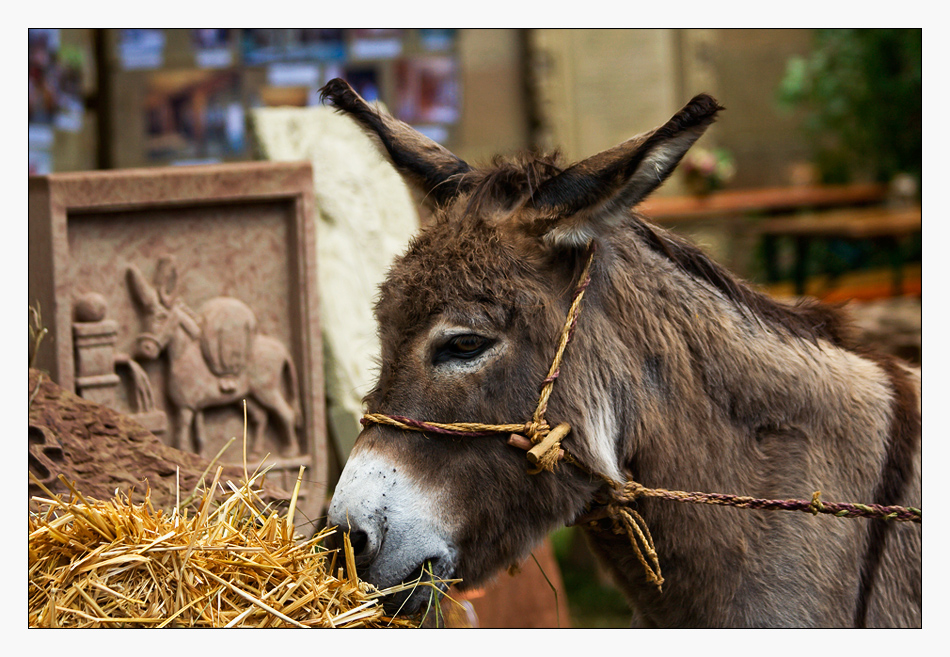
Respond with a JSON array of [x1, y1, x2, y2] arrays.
[[348, 529, 370, 561], [328, 523, 374, 564]]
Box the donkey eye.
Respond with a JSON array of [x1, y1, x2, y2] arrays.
[[434, 334, 493, 363]]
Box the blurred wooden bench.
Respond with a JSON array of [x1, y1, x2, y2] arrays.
[[640, 183, 888, 222], [636, 183, 920, 298], [754, 204, 921, 296]]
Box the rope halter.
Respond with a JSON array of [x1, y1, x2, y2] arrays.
[[358, 241, 667, 587]]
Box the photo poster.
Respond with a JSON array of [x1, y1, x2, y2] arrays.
[[393, 56, 460, 144], [286, 29, 346, 62], [242, 29, 346, 66], [418, 29, 456, 52], [29, 28, 87, 174], [349, 29, 404, 60], [254, 59, 351, 109], [118, 29, 166, 70], [244, 29, 348, 107], [343, 65, 382, 104], [142, 69, 246, 165], [247, 30, 459, 142], [193, 29, 234, 69]]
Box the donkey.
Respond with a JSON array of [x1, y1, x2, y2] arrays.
[[127, 257, 301, 458], [321, 79, 921, 627]]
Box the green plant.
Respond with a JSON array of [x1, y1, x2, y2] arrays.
[[777, 29, 921, 186], [551, 526, 630, 627]]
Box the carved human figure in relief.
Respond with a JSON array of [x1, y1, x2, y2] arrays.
[[127, 256, 301, 457]]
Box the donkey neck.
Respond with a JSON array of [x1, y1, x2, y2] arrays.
[[579, 229, 898, 626], [599, 230, 891, 487]]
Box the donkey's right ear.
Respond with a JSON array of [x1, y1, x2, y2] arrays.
[[522, 94, 723, 247], [320, 78, 474, 207]]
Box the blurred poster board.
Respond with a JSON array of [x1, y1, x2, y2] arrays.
[[350, 29, 403, 60], [143, 69, 245, 163], [117, 29, 166, 70], [193, 29, 235, 69], [99, 29, 461, 169], [29, 29, 94, 174], [528, 29, 679, 161], [242, 29, 347, 65]]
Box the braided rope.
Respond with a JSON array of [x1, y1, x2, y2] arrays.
[[606, 504, 665, 591], [529, 250, 596, 446], [615, 481, 922, 523], [360, 413, 526, 438]]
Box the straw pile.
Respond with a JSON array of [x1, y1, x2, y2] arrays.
[[28, 465, 444, 628]]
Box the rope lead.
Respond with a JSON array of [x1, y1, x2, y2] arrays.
[[359, 242, 921, 594]]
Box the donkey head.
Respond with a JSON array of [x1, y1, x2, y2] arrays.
[[322, 79, 721, 614], [127, 256, 199, 359]]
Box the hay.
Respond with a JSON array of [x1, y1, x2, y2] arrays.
[[28, 465, 449, 628]]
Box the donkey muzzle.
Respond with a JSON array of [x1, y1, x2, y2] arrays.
[[327, 448, 458, 616]]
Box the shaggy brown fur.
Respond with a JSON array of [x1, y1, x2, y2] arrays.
[[322, 79, 921, 627]]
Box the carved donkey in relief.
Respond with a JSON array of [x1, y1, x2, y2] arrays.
[[127, 257, 301, 458]]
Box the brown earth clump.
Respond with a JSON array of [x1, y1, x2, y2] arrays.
[[28, 368, 292, 514]]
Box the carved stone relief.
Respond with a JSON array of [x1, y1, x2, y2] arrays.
[[68, 256, 311, 511]]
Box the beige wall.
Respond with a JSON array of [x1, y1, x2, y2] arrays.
[[47, 29, 99, 173], [453, 29, 531, 164], [711, 29, 815, 188], [530, 29, 680, 162], [527, 29, 815, 191]]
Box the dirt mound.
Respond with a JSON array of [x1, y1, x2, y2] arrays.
[[28, 368, 289, 513]]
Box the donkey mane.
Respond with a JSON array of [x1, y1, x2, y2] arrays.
[[424, 149, 856, 351], [458, 152, 566, 216], [626, 217, 855, 348]]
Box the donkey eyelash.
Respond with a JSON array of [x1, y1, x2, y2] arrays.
[[432, 334, 494, 364]]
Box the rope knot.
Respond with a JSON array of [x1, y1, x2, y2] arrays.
[[524, 422, 570, 474], [810, 490, 823, 516], [618, 481, 648, 502], [523, 420, 550, 444]]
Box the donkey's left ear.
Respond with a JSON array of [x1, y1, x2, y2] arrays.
[[523, 94, 723, 246], [320, 78, 473, 208]]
